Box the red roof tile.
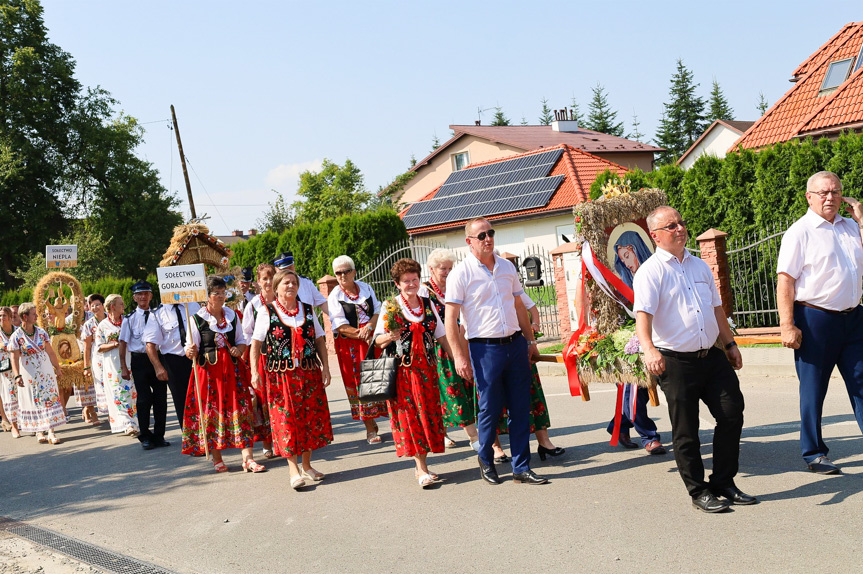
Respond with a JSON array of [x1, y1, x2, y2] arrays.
[[411, 124, 660, 172], [733, 21, 863, 151], [404, 143, 627, 235]]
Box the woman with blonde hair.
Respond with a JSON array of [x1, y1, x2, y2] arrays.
[[96, 294, 139, 436], [419, 248, 479, 450], [8, 302, 66, 443], [328, 255, 387, 444]]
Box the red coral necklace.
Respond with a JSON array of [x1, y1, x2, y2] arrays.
[[109, 316, 122, 327], [428, 278, 445, 300], [343, 284, 360, 301], [275, 298, 300, 317], [400, 293, 423, 318]]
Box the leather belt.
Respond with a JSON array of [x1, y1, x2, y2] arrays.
[[469, 331, 522, 345], [795, 301, 858, 315], [657, 347, 711, 360]]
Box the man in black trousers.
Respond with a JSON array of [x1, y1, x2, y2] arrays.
[[143, 301, 200, 428], [634, 206, 755, 513], [119, 281, 168, 450]]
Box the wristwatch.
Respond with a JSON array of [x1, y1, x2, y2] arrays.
[[527, 340, 537, 346], [724, 340, 738, 350]]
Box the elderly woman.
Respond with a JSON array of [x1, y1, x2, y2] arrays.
[[8, 302, 66, 443], [374, 258, 453, 488], [250, 269, 333, 489], [241, 262, 277, 459], [0, 307, 21, 438], [183, 276, 263, 474], [96, 294, 139, 436], [328, 255, 387, 444], [419, 248, 479, 450]]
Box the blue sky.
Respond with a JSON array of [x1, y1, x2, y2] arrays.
[[41, 0, 861, 235]]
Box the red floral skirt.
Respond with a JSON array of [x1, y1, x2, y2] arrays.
[[264, 366, 333, 457], [334, 332, 388, 421], [181, 348, 255, 455], [388, 351, 445, 458]]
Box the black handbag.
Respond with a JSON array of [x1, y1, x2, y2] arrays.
[[358, 342, 397, 403]]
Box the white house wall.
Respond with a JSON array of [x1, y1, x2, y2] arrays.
[[679, 125, 743, 170]]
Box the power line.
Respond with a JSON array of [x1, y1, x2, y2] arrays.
[[183, 156, 230, 232]]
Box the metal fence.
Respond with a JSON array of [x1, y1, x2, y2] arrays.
[[357, 240, 560, 341], [726, 220, 791, 328]]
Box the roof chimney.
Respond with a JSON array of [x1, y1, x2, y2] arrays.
[[232, 230, 243, 237], [247, 229, 258, 236], [551, 119, 579, 133]]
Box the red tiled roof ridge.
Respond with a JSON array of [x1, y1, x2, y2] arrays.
[[795, 63, 863, 135], [449, 123, 662, 152], [792, 21, 861, 78]]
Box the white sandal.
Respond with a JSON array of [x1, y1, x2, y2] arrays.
[[444, 434, 457, 448], [290, 475, 307, 490], [301, 468, 325, 482], [417, 473, 435, 489]]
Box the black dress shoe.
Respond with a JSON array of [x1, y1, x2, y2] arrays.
[[617, 433, 639, 449], [712, 486, 758, 505], [154, 439, 171, 448], [512, 470, 549, 485], [140, 439, 155, 450], [692, 492, 731, 513], [478, 457, 502, 485], [807, 455, 840, 475]]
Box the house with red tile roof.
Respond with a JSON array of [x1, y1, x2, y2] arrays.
[[397, 120, 660, 206], [732, 20, 863, 151], [401, 143, 626, 255], [678, 120, 755, 169]]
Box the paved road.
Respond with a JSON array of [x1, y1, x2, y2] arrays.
[[1, 367, 861, 574]]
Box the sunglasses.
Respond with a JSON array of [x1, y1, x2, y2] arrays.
[[334, 269, 354, 276], [651, 221, 687, 233], [468, 229, 496, 241]]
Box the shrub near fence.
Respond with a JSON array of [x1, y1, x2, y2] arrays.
[[1, 275, 161, 310]]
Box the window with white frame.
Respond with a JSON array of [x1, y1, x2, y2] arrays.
[[451, 151, 470, 171], [820, 58, 854, 95]]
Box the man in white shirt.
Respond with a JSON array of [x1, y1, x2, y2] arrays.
[[240, 267, 255, 304], [142, 301, 201, 426], [446, 217, 547, 486], [119, 281, 168, 450], [635, 206, 752, 513], [777, 171, 863, 475]]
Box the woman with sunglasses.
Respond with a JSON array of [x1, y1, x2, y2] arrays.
[[7, 302, 66, 444], [328, 255, 387, 444], [250, 269, 333, 490], [182, 276, 263, 474], [374, 258, 454, 488]]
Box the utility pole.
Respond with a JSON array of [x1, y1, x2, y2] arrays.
[[171, 105, 197, 219]]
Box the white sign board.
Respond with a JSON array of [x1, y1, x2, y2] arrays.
[[157, 264, 207, 305], [45, 245, 78, 268]]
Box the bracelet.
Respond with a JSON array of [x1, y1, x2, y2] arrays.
[[724, 340, 738, 350], [527, 340, 537, 346], [14, 374, 22, 380]]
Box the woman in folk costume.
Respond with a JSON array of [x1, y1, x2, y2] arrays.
[[80, 294, 108, 424], [328, 255, 388, 445], [373, 258, 454, 489], [250, 269, 333, 490], [7, 302, 66, 443], [241, 262, 277, 459], [96, 295, 139, 436], [182, 275, 264, 474], [0, 307, 22, 438], [419, 248, 479, 450]]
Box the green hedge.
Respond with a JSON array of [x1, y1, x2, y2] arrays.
[[1, 275, 160, 310], [589, 131, 863, 241], [231, 210, 408, 280]]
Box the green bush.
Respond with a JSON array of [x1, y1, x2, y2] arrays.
[[1, 275, 160, 310]]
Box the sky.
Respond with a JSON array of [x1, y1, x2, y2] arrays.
[[40, 0, 862, 236]]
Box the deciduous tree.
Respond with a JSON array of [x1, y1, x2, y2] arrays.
[[291, 158, 371, 223]]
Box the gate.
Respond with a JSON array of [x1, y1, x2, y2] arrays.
[[726, 221, 790, 328], [357, 240, 560, 341]]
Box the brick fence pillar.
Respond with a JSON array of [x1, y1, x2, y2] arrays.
[[317, 275, 338, 353], [696, 229, 732, 318], [550, 242, 580, 345]]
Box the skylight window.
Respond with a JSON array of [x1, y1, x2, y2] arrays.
[[854, 44, 863, 74], [820, 57, 853, 94]]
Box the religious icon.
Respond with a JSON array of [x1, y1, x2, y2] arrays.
[[606, 223, 654, 289]]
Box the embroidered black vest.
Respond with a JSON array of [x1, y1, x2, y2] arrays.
[[385, 296, 437, 365], [337, 293, 372, 331], [263, 302, 318, 371], [194, 312, 237, 366], [423, 282, 446, 323]]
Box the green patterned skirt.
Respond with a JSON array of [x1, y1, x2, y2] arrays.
[[434, 342, 477, 427], [497, 363, 551, 434]]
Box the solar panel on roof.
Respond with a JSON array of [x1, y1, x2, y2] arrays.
[[404, 148, 565, 230]]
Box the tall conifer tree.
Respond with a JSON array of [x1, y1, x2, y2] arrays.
[[584, 84, 623, 136], [707, 79, 735, 122], [655, 59, 707, 164]]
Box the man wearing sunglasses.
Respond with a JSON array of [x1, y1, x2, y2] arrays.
[[634, 206, 751, 513], [446, 218, 547, 486], [777, 171, 863, 476]]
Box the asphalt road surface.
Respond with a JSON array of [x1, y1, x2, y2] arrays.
[[1, 366, 861, 573]]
